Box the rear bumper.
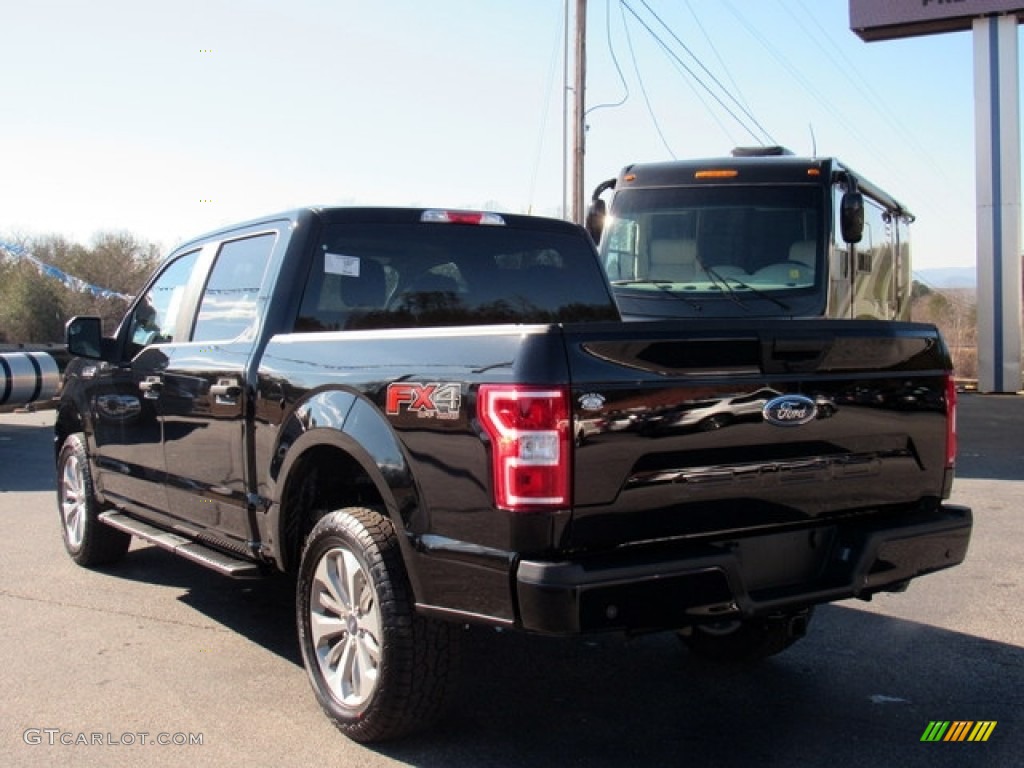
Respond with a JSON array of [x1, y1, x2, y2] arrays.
[[515, 504, 972, 634]]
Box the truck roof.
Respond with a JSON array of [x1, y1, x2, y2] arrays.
[[170, 207, 586, 254]]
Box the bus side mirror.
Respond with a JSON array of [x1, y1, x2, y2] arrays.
[[841, 191, 864, 244], [585, 198, 607, 243]]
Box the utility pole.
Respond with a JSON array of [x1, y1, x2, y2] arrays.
[[571, 0, 587, 225], [562, 0, 570, 220]]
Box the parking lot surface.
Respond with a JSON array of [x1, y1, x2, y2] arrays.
[[1, 394, 1021, 767]]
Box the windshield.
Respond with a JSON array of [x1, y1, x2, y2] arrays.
[[600, 185, 827, 318]]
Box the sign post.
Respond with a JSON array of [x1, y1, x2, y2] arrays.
[[974, 15, 1022, 392], [851, 1, 1024, 393]]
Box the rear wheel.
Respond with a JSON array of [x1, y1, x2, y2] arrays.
[[57, 433, 130, 566], [296, 507, 460, 743], [679, 609, 813, 664]]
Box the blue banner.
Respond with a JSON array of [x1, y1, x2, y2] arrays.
[[0, 241, 132, 301]]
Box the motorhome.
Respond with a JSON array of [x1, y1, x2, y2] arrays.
[[587, 147, 914, 321]]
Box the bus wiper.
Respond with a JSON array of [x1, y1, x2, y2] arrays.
[[717, 273, 792, 312], [702, 266, 750, 313]]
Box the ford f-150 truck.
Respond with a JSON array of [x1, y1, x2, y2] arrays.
[[55, 207, 972, 742]]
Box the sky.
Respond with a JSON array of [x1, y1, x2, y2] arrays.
[[0, 0, 1005, 270]]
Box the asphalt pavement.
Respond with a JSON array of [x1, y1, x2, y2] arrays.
[[0, 394, 1021, 767]]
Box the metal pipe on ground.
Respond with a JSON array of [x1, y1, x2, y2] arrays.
[[0, 352, 60, 409]]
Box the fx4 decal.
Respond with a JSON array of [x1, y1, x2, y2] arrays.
[[385, 382, 462, 420]]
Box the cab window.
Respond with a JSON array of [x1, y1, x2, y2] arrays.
[[126, 249, 200, 354], [192, 233, 276, 343]]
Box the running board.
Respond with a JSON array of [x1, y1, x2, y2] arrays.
[[99, 511, 263, 579]]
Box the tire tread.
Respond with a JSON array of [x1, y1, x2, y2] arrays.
[[297, 506, 460, 743]]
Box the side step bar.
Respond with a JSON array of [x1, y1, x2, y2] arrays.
[[99, 511, 263, 579]]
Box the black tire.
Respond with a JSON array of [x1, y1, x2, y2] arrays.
[[679, 609, 814, 664], [296, 507, 460, 743], [57, 433, 131, 566]]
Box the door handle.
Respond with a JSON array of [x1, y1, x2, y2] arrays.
[[210, 379, 242, 400], [138, 376, 163, 397]]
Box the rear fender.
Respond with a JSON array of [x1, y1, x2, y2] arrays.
[[267, 388, 421, 566]]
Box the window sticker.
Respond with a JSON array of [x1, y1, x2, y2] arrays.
[[325, 253, 360, 277]]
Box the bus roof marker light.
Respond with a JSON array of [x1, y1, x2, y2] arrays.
[[694, 169, 739, 179]]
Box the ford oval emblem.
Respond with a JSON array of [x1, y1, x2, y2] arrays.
[[763, 395, 817, 427]]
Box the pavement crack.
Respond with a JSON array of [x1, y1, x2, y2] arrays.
[[0, 588, 231, 633]]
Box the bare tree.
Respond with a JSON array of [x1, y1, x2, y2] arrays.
[[0, 261, 64, 343], [911, 284, 978, 379], [0, 232, 161, 343]]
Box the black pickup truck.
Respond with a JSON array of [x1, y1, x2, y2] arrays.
[[55, 207, 971, 742]]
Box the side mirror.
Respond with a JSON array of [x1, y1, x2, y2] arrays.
[[840, 191, 864, 244], [66, 316, 104, 360], [585, 198, 607, 244]]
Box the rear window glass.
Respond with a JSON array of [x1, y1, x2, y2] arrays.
[[294, 222, 618, 331]]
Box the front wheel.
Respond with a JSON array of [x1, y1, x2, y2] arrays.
[[296, 507, 460, 743], [679, 608, 814, 664], [57, 433, 130, 566]]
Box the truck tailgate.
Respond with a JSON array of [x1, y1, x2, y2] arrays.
[[565, 319, 953, 551]]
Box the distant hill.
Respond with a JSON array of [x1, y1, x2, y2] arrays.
[[914, 267, 976, 289]]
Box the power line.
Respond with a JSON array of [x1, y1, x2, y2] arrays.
[[526, 6, 565, 214], [585, 0, 631, 117], [720, 1, 889, 157], [783, 0, 960, 200], [782, 2, 937, 165], [683, 0, 756, 123], [636, 0, 776, 144], [618, 1, 680, 157], [619, 0, 768, 145]]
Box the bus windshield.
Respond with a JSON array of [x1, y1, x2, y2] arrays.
[[600, 185, 827, 318]]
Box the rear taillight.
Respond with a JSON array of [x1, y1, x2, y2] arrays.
[[477, 385, 571, 511], [945, 373, 958, 469]]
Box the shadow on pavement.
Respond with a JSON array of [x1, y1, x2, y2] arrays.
[[94, 544, 1024, 768], [96, 545, 303, 666], [956, 393, 1024, 480], [390, 605, 1022, 768], [0, 420, 55, 492]]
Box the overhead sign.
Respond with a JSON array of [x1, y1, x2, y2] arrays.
[[851, 0, 1024, 41]]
